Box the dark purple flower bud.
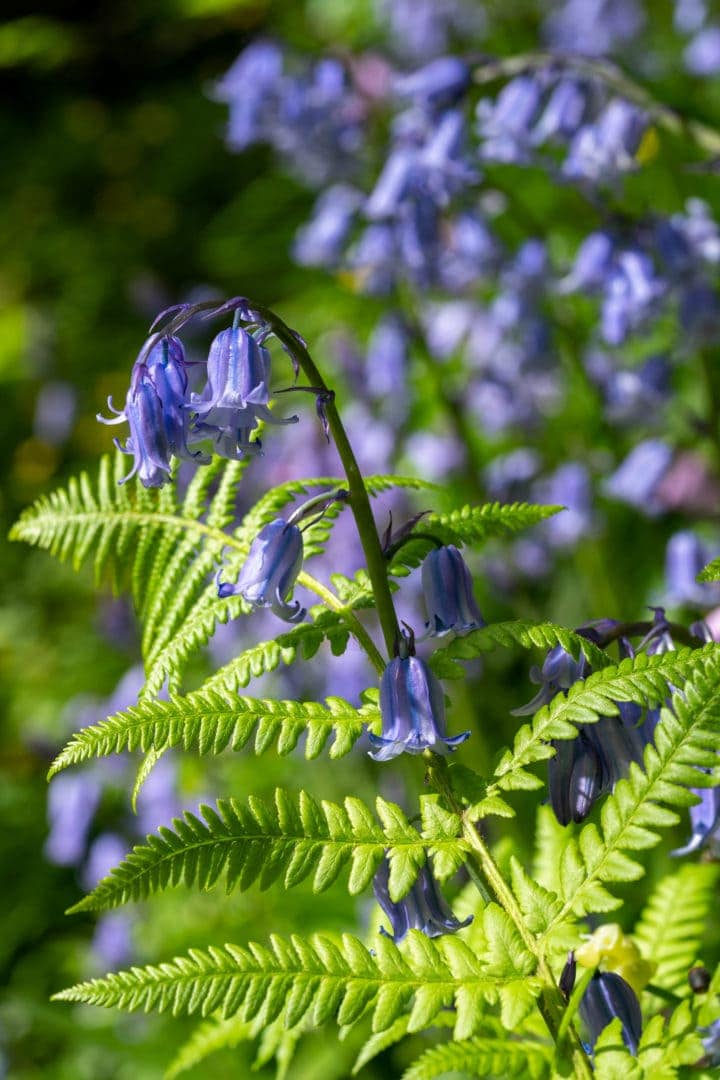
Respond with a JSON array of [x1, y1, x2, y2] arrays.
[[394, 57, 471, 110], [373, 857, 472, 942], [368, 653, 469, 761], [673, 786, 720, 856], [579, 971, 643, 1055], [217, 518, 306, 623], [560, 951, 577, 1000], [549, 730, 605, 826], [420, 545, 485, 638], [688, 966, 711, 994]]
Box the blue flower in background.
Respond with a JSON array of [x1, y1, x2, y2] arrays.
[[369, 643, 469, 761], [664, 530, 720, 608], [420, 544, 485, 637], [373, 857, 472, 941], [673, 786, 720, 855], [217, 518, 306, 623]]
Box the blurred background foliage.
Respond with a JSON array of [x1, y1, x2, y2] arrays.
[[3, 0, 720, 1076]]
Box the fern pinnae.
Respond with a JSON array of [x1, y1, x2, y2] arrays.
[[48, 691, 379, 777], [68, 789, 468, 914], [53, 929, 535, 1041], [546, 649, 720, 925], [429, 619, 610, 681], [633, 863, 720, 1002], [165, 1015, 257, 1079], [402, 1031, 552, 1080]]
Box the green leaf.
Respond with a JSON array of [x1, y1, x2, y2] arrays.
[[165, 1015, 256, 1078], [53, 930, 533, 1042], [49, 692, 379, 776]]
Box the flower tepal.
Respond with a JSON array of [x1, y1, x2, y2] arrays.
[[369, 647, 469, 761], [217, 518, 306, 623]]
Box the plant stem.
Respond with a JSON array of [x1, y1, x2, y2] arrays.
[[297, 570, 386, 675], [428, 757, 593, 1079], [256, 304, 400, 657]]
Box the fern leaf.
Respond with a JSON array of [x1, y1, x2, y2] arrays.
[[49, 693, 379, 777], [634, 864, 720, 1003], [547, 650, 720, 924], [53, 930, 539, 1041], [68, 789, 467, 914], [402, 1032, 552, 1080], [491, 648, 708, 795], [429, 620, 610, 680], [698, 557, 720, 582]]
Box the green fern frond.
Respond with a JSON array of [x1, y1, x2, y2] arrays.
[[429, 620, 610, 680], [490, 648, 708, 795], [546, 650, 720, 924], [53, 929, 539, 1040], [402, 1031, 552, 1080], [68, 789, 468, 914], [165, 1015, 256, 1078], [387, 502, 562, 575], [634, 864, 720, 1002], [49, 692, 378, 777]]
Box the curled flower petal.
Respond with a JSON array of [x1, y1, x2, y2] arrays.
[[373, 858, 471, 942]]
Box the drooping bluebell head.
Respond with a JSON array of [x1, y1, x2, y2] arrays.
[[217, 518, 306, 623], [373, 857, 472, 942], [673, 786, 720, 856], [368, 649, 469, 761], [579, 971, 643, 1056], [420, 544, 485, 638], [145, 336, 211, 465], [548, 730, 606, 826], [394, 57, 471, 110]]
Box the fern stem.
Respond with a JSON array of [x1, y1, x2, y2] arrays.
[[427, 758, 593, 1079], [297, 571, 386, 674], [253, 304, 400, 656]]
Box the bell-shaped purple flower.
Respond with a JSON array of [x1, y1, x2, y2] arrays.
[[420, 545, 485, 638], [217, 518, 306, 623], [146, 337, 210, 465], [548, 730, 606, 826], [373, 857, 472, 942], [190, 325, 297, 435], [579, 971, 643, 1055], [113, 366, 174, 488], [368, 653, 469, 762]]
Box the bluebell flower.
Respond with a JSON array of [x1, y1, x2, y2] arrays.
[[664, 530, 720, 608], [530, 77, 589, 145], [603, 438, 674, 516], [700, 1017, 720, 1067], [45, 772, 102, 867], [673, 786, 720, 855], [548, 731, 606, 826], [562, 99, 648, 186], [293, 184, 362, 268], [217, 518, 306, 623], [685, 26, 720, 76], [579, 971, 643, 1056], [92, 911, 134, 970], [373, 857, 472, 942], [512, 644, 589, 716], [477, 74, 545, 163], [213, 41, 284, 151], [101, 363, 173, 488], [544, 0, 644, 57], [394, 57, 471, 110], [584, 352, 670, 425], [376, 0, 485, 63], [420, 545, 485, 637], [368, 647, 469, 761]]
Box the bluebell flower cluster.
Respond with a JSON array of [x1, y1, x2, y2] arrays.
[[372, 856, 471, 941], [98, 306, 297, 488]]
